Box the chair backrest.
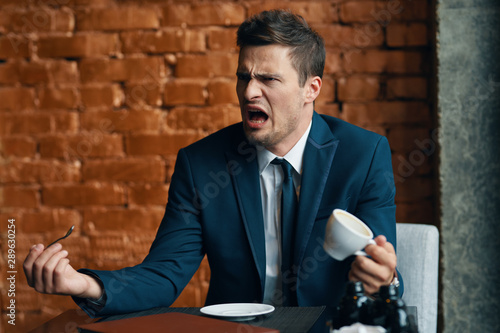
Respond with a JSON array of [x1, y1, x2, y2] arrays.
[[396, 223, 439, 333]]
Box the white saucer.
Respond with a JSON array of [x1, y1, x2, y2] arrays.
[[200, 303, 275, 321]]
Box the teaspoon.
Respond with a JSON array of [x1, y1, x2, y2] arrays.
[[47, 225, 75, 247]]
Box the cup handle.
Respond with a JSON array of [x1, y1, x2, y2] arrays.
[[353, 239, 377, 256]]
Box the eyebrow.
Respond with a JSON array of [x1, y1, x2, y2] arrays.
[[236, 71, 283, 80]]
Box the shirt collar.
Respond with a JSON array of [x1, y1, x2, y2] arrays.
[[257, 121, 312, 175]]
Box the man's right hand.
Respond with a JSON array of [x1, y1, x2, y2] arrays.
[[23, 243, 103, 300]]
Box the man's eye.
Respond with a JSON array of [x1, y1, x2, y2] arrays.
[[237, 73, 250, 81]]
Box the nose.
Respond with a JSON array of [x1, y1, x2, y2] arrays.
[[240, 78, 262, 101]]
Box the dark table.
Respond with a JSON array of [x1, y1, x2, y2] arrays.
[[29, 305, 417, 333], [29, 306, 329, 333]]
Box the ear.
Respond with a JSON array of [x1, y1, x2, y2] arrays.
[[304, 76, 322, 103]]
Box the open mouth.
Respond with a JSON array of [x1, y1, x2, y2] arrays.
[[248, 109, 269, 124]]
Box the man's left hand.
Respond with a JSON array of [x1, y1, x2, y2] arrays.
[[348, 235, 397, 294]]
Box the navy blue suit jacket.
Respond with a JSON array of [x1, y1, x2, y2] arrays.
[[81, 112, 401, 316]]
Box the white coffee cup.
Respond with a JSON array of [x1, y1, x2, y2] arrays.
[[323, 209, 376, 261]]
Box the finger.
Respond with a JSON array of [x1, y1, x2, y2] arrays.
[[350, 256, 394, 291], [349, 267, 379, 294], [374, 234, 387, 246], [31, 243, 62, 293], [23, 244, 44, 287], [53, 258, 71, 295], [364, 235, 387, 254], [364, 241, 397, 270], [40, 249, 69, 293]]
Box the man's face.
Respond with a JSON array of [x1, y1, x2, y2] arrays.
[[236, 45, 315, 156]]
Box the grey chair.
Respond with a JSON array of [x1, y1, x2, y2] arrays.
[[396, 223, 439, 333]]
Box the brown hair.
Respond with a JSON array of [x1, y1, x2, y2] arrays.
[[237, 9, 325, 87]]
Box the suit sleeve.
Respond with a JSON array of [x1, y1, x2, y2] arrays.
[[75, 148, 205, 317], [354, 136, 404, 295]]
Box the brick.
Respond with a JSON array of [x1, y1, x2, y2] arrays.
[[17, 60, 49, 84], [162, 3, 245, 27], [81, 84, 124, 109], [128, 183, 169, 206], [394, 176, 433, 201], [19, 209, 81, 233], [42, 182, 126, 206], [207, 78, 238, 105], [37, 33, 119, 58], [164, 79, 206, 106], [0, 62, 19, 84], [39, 133, 124, 159], [53, 111, 79, 133], [342, 101, 431, 126], [38, 87, 79, 109], [83, 207, 164, 233], [0, 159, 81, 183], [316, 25, 384, 48], [175, 53, 238, 78], [316, 76, 335, 104], [338, 0, 411, 24], [386, 77, 427, 99], [0, 113, 51, 135], [161, 3, 190, 26], [83, 157, 165, 182], [247, 1, 338, 24], [0, 213, 21, 230], [126, 133, 203, 156], [66, 0, 117, 6], [387, 126, 432, 152], [166, 106, 240, 133], [386, 23, 428, 47], [0, 8, 74, 33], [324, 50, 342, 75], [0, 185, 40, 208], [288, 2, 339, 24], [0, 136, 37, 157], [337, 76, 381, 101], [392, 0, 428, 21], [121, 29, 206, 54], [340, 1, 382, 23], [396, 201, 434, 224], [79, 57, 165, 83], [344, 50, 424, 74], [392, 151, 433, 179], [76, 7, 159, 31], [0, 34, 31, 59], [0, 87, 35, 111], [80, 109, 163, 132], [124, 82, 163, 107], [316, 104, 340, 118], [207, 28, 238, 52], [19, 60, 79, 85]]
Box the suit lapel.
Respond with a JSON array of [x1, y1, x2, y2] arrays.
[[294, 112, 339, 267], [225, 140, 266, 295]]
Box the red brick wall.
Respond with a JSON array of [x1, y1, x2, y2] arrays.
[[0, 0, 433, 331]]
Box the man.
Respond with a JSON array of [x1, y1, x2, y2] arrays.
[[23, 10, 401, 317]]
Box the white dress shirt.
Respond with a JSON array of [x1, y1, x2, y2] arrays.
[[257, 121, 312, 305]]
